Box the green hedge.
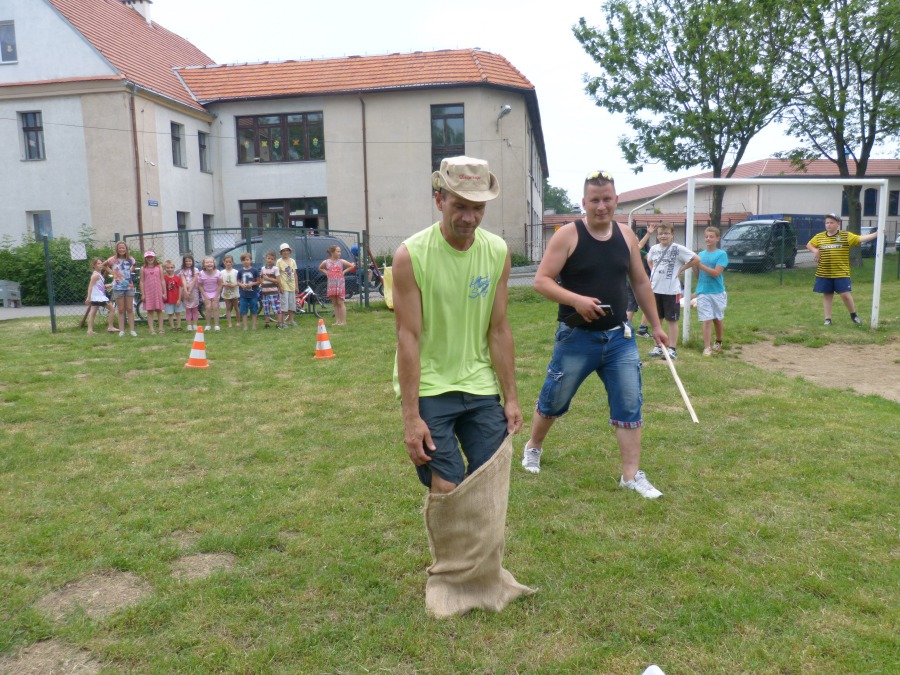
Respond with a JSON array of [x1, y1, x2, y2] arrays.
[[0, 238, 114, 306]]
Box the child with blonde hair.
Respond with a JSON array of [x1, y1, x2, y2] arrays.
[[84, 257, 115, 335], [198, 256, 223, 331], [163, 260, 184, 331], [220, 255, 240, 328], [319, 244, 355, 325]]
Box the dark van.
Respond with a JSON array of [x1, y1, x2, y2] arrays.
[[211, 231, 360, 299], [720, 219, 797, 272]]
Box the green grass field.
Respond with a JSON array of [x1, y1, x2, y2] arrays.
[[1, 262, 898, 673]]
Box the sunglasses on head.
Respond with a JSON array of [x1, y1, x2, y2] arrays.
[[586, 170, 614, 182]]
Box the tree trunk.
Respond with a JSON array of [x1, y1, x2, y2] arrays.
[[844, 185, 863, 267]]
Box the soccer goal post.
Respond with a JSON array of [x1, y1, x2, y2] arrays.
[[682, 177, 890, 342]]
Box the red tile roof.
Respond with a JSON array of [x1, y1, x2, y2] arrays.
[[618, 158, 900, 204], [46, 0, 214, 110], [176, 49, 535, 102]]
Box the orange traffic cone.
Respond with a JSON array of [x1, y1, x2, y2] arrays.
[[312, 319, 335, 359], [184, 326, 210, 368]]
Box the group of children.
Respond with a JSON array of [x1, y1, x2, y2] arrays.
[[85, 241, 356, 335], [630, 212, 879, 358], [627, 222, 728, 360]]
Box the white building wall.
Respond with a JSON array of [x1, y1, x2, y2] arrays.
[[0, 0, 115, 84], [0, 94, 92, 241], [150, 103, 217, 234]]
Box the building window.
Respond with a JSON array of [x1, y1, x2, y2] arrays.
[[198, 131, 210, 172], [171, 122, 185, 167], [30, 212, 52, 239], [863, 188, 877, 217], [21, 112, 45, 160], [177, 211, 190, 253], [889, 190, 899, 217], [0, 22, 17, 63], [236, 113, 324, 164], [239, 198, 328, 234], [203, 214, 214, 252], [431, 104, 464, 172]]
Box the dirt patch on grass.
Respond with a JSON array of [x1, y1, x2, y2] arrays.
[[171, 552, 237, 580], [168, 530, 201, 551], [0, 638, 102, 674], [35, 570, 151, 622], [738, 341, 900, 402]]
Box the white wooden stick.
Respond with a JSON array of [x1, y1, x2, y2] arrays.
[[661, 347, 699, 423]]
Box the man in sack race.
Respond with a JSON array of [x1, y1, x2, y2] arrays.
[[393, 156, 534, 617]]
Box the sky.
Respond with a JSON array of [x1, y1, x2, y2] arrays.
[[150, 0, 792, 208]]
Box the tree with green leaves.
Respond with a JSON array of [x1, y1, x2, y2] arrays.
[[574, 0, 793, 227], [542, 179, 580, 215], [780, 0, 900, 233]]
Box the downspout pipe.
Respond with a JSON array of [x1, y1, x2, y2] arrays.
[[359, 97, 370, 236], [129, 84, 145, 250]]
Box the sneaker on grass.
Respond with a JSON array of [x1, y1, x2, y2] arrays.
[[823, 318, 833, 326], [712, 340, 722, 353], [637, 324, 651, 338], [702, 348, 712, 356], [852, 315, 862, 325], [667, 348, 677, 359], [620, 470, 662, 499], [522, 446, 542, 474], [648, 346, 664, 358]]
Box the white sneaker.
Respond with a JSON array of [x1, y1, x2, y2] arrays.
[[118, 331, 125, 337], [522, 446, 542, 474], [205, 326, 211, 331], [620, 470, 662, 499], [214, 326, 221, 331], [648, 346, 663, 358], [130, 331, 138, 337]]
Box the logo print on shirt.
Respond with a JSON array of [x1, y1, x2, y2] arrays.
[[469, 275, 491, 299]]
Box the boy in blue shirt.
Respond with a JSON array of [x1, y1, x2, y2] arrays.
[[237, 252, 261, 330], [694, 226, 729, 355]]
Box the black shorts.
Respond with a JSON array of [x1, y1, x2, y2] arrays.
[[654, 293, 680, 322]]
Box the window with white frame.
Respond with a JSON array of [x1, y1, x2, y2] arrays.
[[171, 122, 185, 167], [198, 131, 210, 172], [0, 22, 17, 63], [21, 112, 45, 160]]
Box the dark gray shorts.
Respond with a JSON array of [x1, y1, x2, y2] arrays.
[[415, 392, 508, 488]]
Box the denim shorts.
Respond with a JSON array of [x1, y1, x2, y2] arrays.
[[814, 277, 852, 294], [112, 288, 135, 299], [536, 323, 643, 428], [415, 392, 508, 488], [239, 296, 259, 315]]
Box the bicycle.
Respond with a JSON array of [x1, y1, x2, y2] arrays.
[[296, 283, 324, 318]]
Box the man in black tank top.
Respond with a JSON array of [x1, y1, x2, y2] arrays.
[[521, 171, 667, 499]]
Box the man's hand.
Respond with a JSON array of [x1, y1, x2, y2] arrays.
[[652, 325, 669, 348], [403, 415, 435, 466], [504, 401, 523, 435], [573, 294, 609, 322]]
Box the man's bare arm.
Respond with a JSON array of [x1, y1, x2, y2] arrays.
[[488, 251, 522, 434], [392, 245, 434, 465]]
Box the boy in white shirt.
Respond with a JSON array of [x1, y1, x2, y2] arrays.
[[646, 223, 699, 359]]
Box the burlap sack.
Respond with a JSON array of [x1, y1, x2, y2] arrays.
[[423, 435, 535, 617]]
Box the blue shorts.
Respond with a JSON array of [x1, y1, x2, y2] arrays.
[[535, 323, 643, 429], [814, 277, 852, 294], [239, 295, 259, 315], [415, 392, 508, 488]]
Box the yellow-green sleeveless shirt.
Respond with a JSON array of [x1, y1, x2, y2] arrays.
[[393, 223, 508, 398]]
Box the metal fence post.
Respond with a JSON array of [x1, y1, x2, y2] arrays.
[[43, 235, 57, 333]]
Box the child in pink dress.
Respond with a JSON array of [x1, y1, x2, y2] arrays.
[[318, 244, 355, 326], [198, 256, 223, 331], [179, 254, 200, 331], [140, 251, 166, 334]]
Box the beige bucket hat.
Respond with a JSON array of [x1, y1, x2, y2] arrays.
[[432, 156, 500, 202]]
